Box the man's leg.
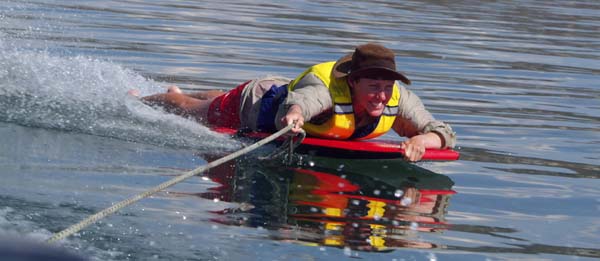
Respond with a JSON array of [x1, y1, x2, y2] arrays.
[[167, 86, 225, 100], [140, 92, 215, 123]]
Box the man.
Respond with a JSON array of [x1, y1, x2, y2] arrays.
[[134, 43, 456, 161]]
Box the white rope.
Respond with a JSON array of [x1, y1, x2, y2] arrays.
[[46, 124, 295, 243], [258, 129, 305, 163]]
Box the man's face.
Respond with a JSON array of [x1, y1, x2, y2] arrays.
[[350, 78, 395, 117]]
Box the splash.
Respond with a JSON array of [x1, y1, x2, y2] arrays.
[[0, 35, 239, 152]]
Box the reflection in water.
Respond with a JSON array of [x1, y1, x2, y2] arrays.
[[191, 155, 455, 252]]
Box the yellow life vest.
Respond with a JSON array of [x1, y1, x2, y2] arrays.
[[288, 61, 400, 140]]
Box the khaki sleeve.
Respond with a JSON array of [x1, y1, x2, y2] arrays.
[[275, 73, 332, 129], [393, 85, 457, 148]]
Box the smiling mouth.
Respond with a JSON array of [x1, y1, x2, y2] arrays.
[[369, 102, 384, 110]]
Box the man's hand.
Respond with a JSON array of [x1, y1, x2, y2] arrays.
[[400, 132, 443, 162], [281, 104, 304, 133], [401, 135, 426, 162]]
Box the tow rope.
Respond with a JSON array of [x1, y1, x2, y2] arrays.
[[46, 123, 297, 243], [259, 128, 305, 164]]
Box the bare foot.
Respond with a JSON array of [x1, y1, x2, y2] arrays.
[[127, 89, 141, 97], [167, 86, 182, 94]]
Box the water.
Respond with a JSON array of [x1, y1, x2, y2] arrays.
[[1, 0, 599, 260]]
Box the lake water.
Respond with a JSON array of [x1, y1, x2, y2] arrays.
[[1, 0, 599, 260]]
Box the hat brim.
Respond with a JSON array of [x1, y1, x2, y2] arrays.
[[349, 67, 411, 85], [332, 53, 353, 79], [333, 53, 352, 78], [332, 54, 411, 85]]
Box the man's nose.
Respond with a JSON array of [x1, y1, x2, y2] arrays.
[[376, 90, 387, 100]]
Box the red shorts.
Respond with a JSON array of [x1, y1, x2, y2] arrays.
[[207, 80, 250, 129]]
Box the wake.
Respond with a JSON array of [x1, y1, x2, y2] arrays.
[[0, 35, 239, 152]]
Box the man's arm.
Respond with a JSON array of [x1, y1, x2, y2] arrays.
[[276, 73, 333, 132], [393, 85, 456, 161]]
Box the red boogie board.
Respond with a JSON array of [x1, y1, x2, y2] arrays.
[[213, 127, 460, 161]]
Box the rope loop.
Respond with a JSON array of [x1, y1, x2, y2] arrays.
[[259, 128, 305, 164]]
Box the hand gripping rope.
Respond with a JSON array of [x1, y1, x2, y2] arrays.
[[46, 123, 300, 243]]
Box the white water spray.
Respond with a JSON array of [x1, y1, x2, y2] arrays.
[[0, 33, 238, 151]]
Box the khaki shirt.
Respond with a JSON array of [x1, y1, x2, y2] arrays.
[[240, 74, 456, 148]]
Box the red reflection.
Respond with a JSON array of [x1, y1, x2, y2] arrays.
[[190, 158, 455, 252]]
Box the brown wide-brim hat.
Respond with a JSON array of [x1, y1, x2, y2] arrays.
[[333, 43, 411, 85]]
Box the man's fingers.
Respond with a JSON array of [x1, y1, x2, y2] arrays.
[[403, 143, 414, 161], [284, 118, 303, 134], [401, 139, 426, 162], [404, 143, 420, 162]]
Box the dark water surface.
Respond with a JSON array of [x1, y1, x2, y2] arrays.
[[1, 1, 599, 260]]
